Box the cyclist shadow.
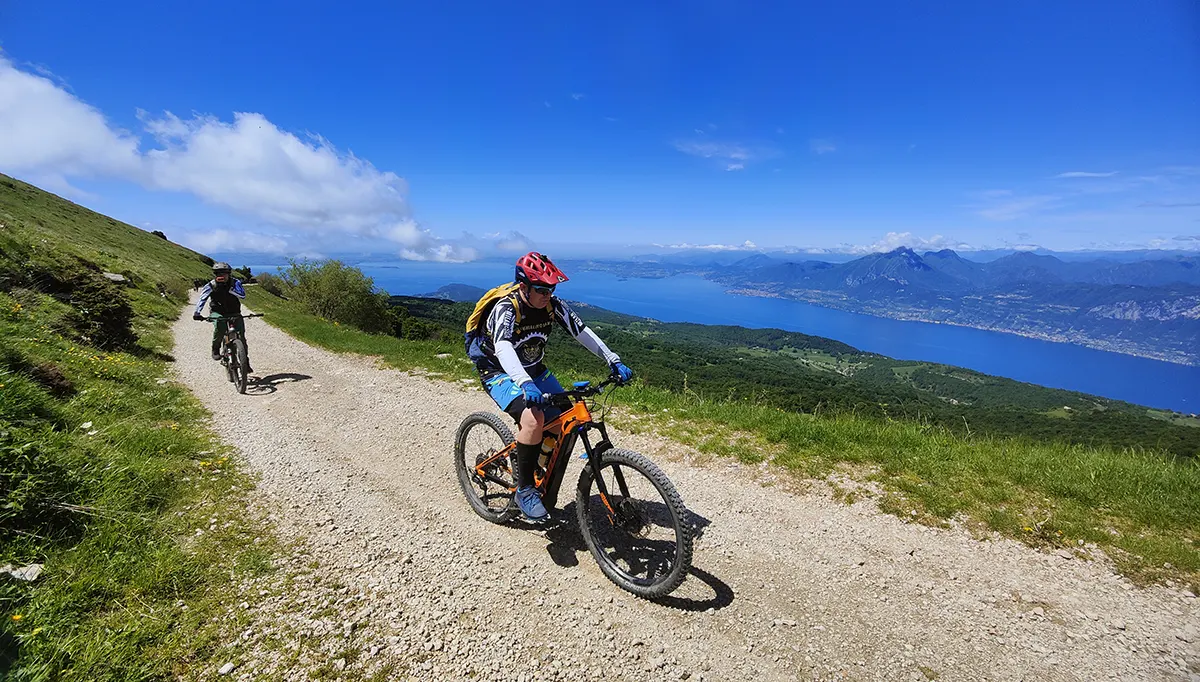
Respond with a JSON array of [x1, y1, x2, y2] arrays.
[[533, 504, 732, 612], [243, 372, 313, 396]]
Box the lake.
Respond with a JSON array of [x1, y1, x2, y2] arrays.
[[250, 259, 1200, 413]]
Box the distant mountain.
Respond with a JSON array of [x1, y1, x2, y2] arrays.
[[420, 283, 486, 302], [572, 247, 1200, 364]]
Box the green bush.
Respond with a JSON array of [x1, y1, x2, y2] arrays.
[[60, 274, 137, 350], [278, 259, 393, 333], [255, 272, 287, 298]]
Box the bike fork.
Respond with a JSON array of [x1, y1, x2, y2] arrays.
[[580, 426, 624, 521]]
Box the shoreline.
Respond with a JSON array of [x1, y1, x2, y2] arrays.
[[724, 287, 1200, 368]]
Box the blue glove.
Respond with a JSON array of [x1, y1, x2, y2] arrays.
[[521, 381, 546, 406], [610, 362, 633, 384]]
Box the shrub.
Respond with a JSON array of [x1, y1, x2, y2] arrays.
[[256, 272, 287, 298], [278, 259, 393, 333], [61, 273, 137, 350]]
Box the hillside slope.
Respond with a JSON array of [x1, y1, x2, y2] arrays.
[[0, 173, 214, 288]]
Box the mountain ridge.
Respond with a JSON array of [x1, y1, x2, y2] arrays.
[[568, 247, 1200, 365]]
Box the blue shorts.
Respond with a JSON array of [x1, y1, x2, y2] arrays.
[[484, 369, 565, 423]]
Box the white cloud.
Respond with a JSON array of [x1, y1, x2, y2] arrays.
[[673, 139, 779, 170], [0, 56, 140, 184], [571, 93, 585, 101], [173, 228, 291, 255], [492, 231, 535, 254], [663, 240, 758, 251], [675, 140, 750, 161], [840, 232, 972, 255], [139, 111, 410, 234], [809, 138, 837, 155], [0, 56, 466, 262], [1054, 171, 1119, 178], [399, 244, 478, 262]]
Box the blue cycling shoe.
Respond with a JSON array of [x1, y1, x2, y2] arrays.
[[513, 485, 549, 523]]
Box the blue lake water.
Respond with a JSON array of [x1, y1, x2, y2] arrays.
[[251, 260, 1200, 413]]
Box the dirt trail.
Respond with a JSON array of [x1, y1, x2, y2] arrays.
[[172, 302, 1198, 681]]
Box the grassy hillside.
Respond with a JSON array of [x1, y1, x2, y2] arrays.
[[0, 174, 214, 288], [0, 175, 277, 680], [255, 285, 1199, 589], [396, 295, 1200, 459]]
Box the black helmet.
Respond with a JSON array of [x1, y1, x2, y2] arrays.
[[212, 262, 232, 273]]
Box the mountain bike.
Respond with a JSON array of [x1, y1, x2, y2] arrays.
[[199, 313, 262, 394], [454, 376, 694, 598]]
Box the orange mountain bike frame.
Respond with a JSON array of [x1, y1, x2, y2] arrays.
[[474, 395, 616, 512]]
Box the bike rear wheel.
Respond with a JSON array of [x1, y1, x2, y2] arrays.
[[575, 448, 693, 598], [232, 337, 249, 394], [454, 411, 518, 524]]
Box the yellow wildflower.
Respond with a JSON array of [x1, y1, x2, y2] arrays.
[[11, 614, 22, 622]]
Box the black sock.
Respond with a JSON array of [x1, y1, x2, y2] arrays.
[[515, 442, 540, 489]]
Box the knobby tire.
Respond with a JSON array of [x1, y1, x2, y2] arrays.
[[233, 337, 248, 394], [576, 448, 694, 598], [454, 411, 518, 524]]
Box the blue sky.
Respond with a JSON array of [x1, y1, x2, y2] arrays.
[[1, 0, 1198, 260]]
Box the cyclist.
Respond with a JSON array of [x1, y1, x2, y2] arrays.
[[473, 251, 633, 522], [192, 262, 253, 373]]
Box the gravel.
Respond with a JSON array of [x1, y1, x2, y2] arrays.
[[172, 303, 1200, 681]]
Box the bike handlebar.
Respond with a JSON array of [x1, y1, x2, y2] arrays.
[[545, 375, 622, 409]]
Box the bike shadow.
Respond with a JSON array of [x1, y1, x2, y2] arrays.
[[525, 503, 732, 612], [244, 372, 313, 395]]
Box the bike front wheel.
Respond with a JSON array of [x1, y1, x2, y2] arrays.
[[454, 411, 518, 524], [222, 342, 236, 383], [575, 448, 693, 598]]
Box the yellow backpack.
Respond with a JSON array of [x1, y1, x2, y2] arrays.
[[463, 282, 522, 366]]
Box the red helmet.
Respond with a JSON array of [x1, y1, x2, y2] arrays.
[[515, 251, 568, 287]]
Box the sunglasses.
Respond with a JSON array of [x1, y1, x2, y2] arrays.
[[530, 284, 555, 295]]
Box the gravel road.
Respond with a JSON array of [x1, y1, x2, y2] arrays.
[[172, 303, 1199, 681]]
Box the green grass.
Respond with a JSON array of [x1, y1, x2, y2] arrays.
[[616, 383, 1200, 587], [251, 287, 1200, 590], [0, 176, 282, 680], [1147, 409, 1200, 428], [0, 174, 214, 289], [0, 289, 281, 680]]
